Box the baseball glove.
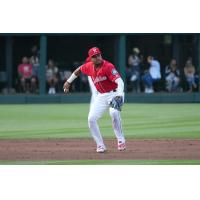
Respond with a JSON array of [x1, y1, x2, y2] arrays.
[[109, 96, 123, 111]]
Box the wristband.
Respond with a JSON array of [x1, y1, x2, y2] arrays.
[[67, 73, 77, 83]]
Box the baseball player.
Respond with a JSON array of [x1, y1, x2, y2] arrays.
[[63, 47, 126, 153]]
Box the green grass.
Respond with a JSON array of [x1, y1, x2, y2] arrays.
[[0, 103, 200, 139], [1, 104, 200, 164], [1, 160, 200, 165]]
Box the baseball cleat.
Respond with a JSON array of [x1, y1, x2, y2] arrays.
[[96, 146, 106, 153], [118, 141, 126, 151]]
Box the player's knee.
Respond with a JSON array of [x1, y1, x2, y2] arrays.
[[109, 108, 118, 119], [88, 115, 97, 126]]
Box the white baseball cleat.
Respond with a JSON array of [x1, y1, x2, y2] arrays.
[[118, 141, 126, 151], [96, 145, 107, 153]]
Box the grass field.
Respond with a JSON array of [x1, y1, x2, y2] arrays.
[[0, 103, 200, 164], [0, 103, 200, 139]]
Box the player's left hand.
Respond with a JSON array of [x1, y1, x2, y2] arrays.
[[110, 96, 123, 111]]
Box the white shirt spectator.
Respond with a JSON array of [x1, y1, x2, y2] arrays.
[[149, 60, 161, 79], [46, 66, 58, 80]]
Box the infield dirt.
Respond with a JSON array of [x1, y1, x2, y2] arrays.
[[0, 139, 200, 161]]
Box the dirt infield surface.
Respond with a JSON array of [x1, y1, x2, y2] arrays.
[[0, 139, 200, 161]]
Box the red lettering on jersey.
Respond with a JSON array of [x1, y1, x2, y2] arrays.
[[80, 60, 120, 93]]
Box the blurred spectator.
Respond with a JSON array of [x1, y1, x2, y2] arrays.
[[18, 57, 33, 93], [125, 66, 132, 91], [29, 45, 40, 93], [59, 69, 72, 92], [71, 61, 82, 92], [80, 73, 89, 92], [127, 47, 141, 92], [165, 58, 181, 92], [46, 59, 59, 94], [184, 60, 197, 92], [142, 56, 161, 93]]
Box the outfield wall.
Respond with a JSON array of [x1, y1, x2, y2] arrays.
[[0, 93, 200, 104]]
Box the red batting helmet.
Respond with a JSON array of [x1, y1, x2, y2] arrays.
[[88, 47, 101, 58]]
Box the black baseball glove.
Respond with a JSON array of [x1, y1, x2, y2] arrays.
[[109, 96, 123, 111]]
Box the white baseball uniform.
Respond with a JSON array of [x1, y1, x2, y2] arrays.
[[80, 60, 125, 149]]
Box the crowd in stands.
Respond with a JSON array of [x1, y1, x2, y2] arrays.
[[16, 46, 89, 94], [126, 47, 199, 94], [14, 45, 199, 95]]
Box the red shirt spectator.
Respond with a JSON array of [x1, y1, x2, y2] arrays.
[[18, 57, 32, 79]]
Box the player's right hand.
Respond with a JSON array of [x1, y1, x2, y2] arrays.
[[63, 81, 71, 93]]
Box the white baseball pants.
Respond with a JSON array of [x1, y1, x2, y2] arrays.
[[88, 91, 125, 148]]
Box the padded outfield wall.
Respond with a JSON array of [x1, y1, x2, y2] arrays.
[[0, 93, 200, 104]]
